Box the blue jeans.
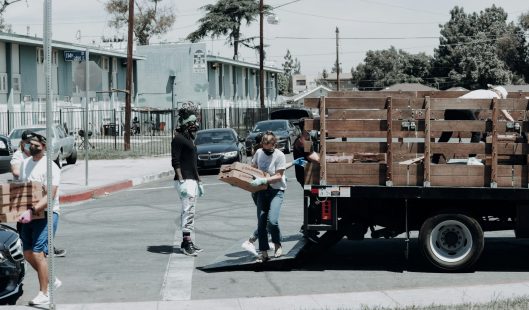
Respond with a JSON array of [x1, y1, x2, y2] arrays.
[[256, 189, 284, 251], [20, 212, 59, 255]]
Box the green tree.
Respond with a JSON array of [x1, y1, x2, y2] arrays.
[[293, 58, 301, 74], [105, 0, 176, 46], [187, 0, 271, 60], [352, 46, 433, 90], [0, 0, 27, 32], [281, 49, 295, 94], [432, 5, 526, 88], [277, 71, 289, 95]]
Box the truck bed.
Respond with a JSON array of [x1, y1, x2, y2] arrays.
[[304, 90, 529, 189]]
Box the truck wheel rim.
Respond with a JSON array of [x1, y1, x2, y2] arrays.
[[429, 220, 473, 263]]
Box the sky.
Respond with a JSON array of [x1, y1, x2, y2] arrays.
[[3, 0, 529, 82]]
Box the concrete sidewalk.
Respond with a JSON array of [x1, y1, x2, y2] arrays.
[[0, 156, 174, 204], [5, 280, 529, 309]]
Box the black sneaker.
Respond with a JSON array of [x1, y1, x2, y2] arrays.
[[180, 241, 200, 256], [192, 243, 204, 253], [54, 247, 67, 257]]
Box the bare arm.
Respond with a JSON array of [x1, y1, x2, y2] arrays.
[[33, 185, 58, 213], [266, 169, 285, 184]]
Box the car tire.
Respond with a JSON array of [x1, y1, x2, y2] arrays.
[[54, 153, 62, 169], [419, 213, 484, 271], [284, 139, 291, 154], [66, 148, 77, 165]]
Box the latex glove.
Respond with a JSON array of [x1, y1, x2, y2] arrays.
[[178, 182, 188, 198], [293, 158, 308, 167], [198, 182, 205, 197], [250, 178, 267, 187], [18, 210, 32, 224]]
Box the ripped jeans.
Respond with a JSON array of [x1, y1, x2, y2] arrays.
[[175, 180, 198, 234]]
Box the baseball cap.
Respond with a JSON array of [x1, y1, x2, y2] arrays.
[[30, 131, 47, 145]]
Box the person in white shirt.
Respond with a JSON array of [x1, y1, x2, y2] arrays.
[[10, 130, 32, 180], [250, 131, 287, 263], [17, 132, 62, 306]]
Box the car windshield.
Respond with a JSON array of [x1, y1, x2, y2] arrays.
[[253, 122, 286, 132], [10, 127, 52, 139], [195, 131, 235, 145]]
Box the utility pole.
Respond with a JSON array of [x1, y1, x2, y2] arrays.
[[335, 27, 340, 91], [259, 0, 265, 108], [124, 0, 134, 151]]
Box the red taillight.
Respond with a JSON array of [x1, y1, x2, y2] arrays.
[[321, 200, 332, 221], [311, 188, 319, 195]]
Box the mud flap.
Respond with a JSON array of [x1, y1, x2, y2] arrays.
[[198, 234, 307, 271]]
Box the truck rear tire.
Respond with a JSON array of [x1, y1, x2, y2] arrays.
[[419, 213, 484, 271]]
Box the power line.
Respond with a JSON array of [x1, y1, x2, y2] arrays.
[[279, 8, 443, 25]]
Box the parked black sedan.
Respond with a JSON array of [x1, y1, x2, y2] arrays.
[[195, 128, 246, 170], [245, 119, 300, 155], [0, 224, 25, 305], [0, 134, 13, 174]]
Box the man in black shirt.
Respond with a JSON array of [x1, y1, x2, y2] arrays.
[[171, 103, 204, 256]]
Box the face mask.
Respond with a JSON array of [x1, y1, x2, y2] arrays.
[[29, 146, 41, 156], [263, 148, 274, 156], [23, 143, 31, 153]]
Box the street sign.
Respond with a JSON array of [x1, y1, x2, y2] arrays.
[[64, 50, 86, 61]]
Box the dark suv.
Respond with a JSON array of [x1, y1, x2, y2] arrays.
[[0, 134, 12, 174], [0, 224, 25, 304]]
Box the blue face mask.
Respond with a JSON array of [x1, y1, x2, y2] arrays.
[[23, 143, 31, 153]]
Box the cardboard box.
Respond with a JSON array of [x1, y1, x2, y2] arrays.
[[218, 163, 270, 193], [218, 170, 268, 193], [0, 182, 44, 208], [0, 209, 45, 223], [221, 162, 267, 179]]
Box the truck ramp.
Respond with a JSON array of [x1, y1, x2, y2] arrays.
[[199, 234, 307, 271]]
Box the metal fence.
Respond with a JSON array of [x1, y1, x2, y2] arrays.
[[0, 107, 279, 155]]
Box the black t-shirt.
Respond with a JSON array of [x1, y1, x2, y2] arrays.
[[293, 136, 313, 187], [171, 134, 199, 181]]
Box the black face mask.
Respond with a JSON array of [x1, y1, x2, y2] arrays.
[[29, 147, 41, 156], [263, 148, 274, 156]]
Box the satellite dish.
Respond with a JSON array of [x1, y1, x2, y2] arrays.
[[267, 14, 279, 25]]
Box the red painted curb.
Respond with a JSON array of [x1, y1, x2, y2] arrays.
[[60, 180, 134, 204]]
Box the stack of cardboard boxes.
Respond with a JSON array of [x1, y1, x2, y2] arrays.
[[0, 182, 45, 222], [218, 162, 268, 192]]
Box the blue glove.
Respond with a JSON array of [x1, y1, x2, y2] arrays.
[[178, 181, 188, 198], [250, 178, 267, 187], [198, 182, 205, 197], [293, 158, 308, 167]]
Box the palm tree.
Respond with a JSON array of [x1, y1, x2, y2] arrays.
[[187, 0, 271, 60]]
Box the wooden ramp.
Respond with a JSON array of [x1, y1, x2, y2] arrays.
[[198, 234, 307, 271]]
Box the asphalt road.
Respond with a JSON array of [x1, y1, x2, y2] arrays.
[[11, 162, 529, 305]]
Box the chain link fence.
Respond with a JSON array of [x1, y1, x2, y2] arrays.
[[0, 107, 281, 156]]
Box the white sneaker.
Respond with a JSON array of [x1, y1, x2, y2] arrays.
[[29, 291, 49, 305], [241, 240, 259, 257], [53, 278, 62, 290], [274, 243, 283, 258]]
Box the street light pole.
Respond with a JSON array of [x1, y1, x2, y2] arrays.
[[125, 0, 134, 151], [259, 0, 265, 108]]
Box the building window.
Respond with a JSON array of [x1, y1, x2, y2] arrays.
[[0, 73, 7, 93], [296, 80, 306, 86], [12, 74, 21, 93], [36, 48, 44, 64], [112, 58, 117, 72]]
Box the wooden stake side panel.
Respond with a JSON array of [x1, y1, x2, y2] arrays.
[[304, 94, 529, 188], [323, 163, 526, 187]]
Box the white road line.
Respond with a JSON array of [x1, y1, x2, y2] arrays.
[[160, 229, 195, 301], [129, 183, 226, 191]]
